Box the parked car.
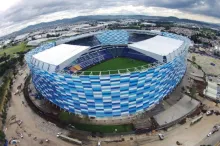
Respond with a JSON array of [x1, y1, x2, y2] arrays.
[[206, 110, 213, 116], [214, 110, 220, 115], [207, 131, 212, 137], [158, 133, 164, 140], [14, 90, 19, 95], [97, 141, 101, 146]]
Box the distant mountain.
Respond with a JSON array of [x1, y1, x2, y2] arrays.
[[2, 15, 220, 39], [16, 15, 162, 33]]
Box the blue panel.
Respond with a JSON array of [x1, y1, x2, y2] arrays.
[[96, 30, 129, 45]]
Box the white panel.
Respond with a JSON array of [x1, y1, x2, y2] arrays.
[[48, 65, 56, 73], [130, 46, 163, 62], [38, 61, 43, 69], [43, 63, 49, 71], [33, 44, 90, 72], [129, 35, 183, 62], [177, 46, 182, 55], [59, 48, 89, 70], [129, 36, 183, 56], [205, 92, 217, 100], [207, 87, 217, 94]]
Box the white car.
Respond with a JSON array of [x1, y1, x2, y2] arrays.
[[20, 133, 23, 138], [14, 90, 19, 95], [206, 111, 213, 116], [207, 131, 212, 137], [158, 133, 164, 140]]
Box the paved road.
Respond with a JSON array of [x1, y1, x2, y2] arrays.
[[196, 130, 220, 146]]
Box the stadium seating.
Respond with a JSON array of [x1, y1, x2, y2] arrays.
[[70, 66, 77, 72], [74, 65, 82, 70], [66, 36, 101, 46], [121, 48, 157, 63], [65, 46, 158, 73]]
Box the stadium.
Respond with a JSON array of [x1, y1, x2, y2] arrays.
[[25, 30, 190, 118]]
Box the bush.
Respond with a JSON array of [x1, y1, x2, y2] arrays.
[[0, 131, 5, 142], [74, 123, 134, 133], [58, 111, 72, 124], [198, 65, 202, 70], [58, 111, 82, 124]]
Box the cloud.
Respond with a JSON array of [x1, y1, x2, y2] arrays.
[[0, 0, 220, 37], [143, 0, 220, 18]]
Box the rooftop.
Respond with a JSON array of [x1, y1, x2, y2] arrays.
[[32, 44, 89, 72], [129, 35, 184, 56]]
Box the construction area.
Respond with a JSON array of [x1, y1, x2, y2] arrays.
[[189, 53, 220, 76]]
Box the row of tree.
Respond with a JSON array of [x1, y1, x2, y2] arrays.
[[0, 53, 10, 63], [0, 50, 26, 77], [0, 75, 13, 145]]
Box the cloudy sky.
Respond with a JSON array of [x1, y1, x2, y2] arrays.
[[0, 0, 219, 37]]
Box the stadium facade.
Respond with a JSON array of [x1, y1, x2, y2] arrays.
[[25, 30, 190, 118]]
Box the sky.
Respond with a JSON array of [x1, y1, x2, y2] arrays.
[[0, 0, 220, 37]]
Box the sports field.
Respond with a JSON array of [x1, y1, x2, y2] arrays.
[[84, 57, 148, 75]]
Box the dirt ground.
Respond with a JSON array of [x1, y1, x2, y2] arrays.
[[188, 53, 220, 75], [4, 66, 74, 146]]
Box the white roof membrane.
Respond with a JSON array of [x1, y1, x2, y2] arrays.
[[129, 35, 184, 62], [32, 44, 89, 72]]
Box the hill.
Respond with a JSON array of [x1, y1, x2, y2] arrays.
[[2, 15, 220, 39]]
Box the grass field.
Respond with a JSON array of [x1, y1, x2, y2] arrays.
[[59, 111, 134, 133], [73, 123, 134, 133], [84, 57, 148, 75], [0, 42, 33, 56]]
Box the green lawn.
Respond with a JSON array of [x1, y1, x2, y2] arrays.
[[0, 42, 33, 56], [84, 57, 148, 75], [73, 123, 134, 133], [59, 111, 134, 133]]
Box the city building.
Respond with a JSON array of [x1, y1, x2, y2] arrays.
[[14, 33, 30, 42]]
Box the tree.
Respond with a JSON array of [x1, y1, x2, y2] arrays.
[[83, 115, 90, 122], [0, 131, 5, 142], [189, 85, 197, 101], [18, 54, 24, 66], [192, 56, 196, 63], [13, 68, 17, 77], [181, 86, 185, 93], [59, 111, 72, 124]]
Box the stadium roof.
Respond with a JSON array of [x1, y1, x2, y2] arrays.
[[128, 36, 184, 62], [32, 44, 89, 72]]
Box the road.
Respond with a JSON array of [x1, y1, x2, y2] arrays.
[[196, 129, 220, 146]]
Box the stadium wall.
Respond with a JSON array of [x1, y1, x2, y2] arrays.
[[25, 31, 189, 118]]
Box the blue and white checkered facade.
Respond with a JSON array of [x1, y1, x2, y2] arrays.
[[25, 30, 190, 118], [96, 30, 129, 45]]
